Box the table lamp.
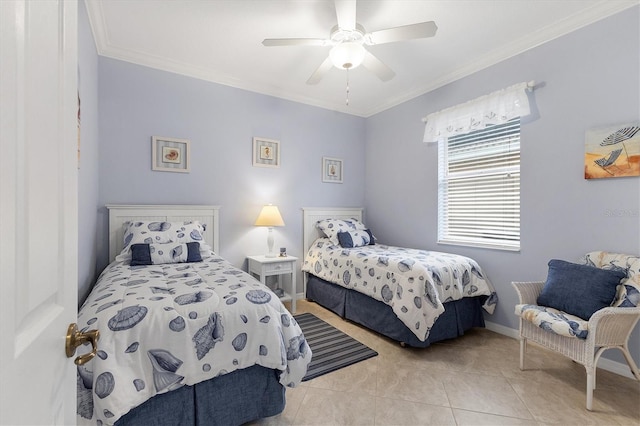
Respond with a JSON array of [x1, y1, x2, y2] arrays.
[[254, 204, 285, 257]]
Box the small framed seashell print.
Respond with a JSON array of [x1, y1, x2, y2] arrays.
[[253, 137, 280, 168], [322, 157, 343, 183], [152, 136, 191, 173]]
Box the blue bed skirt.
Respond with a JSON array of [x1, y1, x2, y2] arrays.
[[306, 274, 486, 347], [115, 364, 285, 426]]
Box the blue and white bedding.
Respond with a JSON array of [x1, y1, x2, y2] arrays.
[[302, 238, 498, 341], [77, 254, 311, 425]]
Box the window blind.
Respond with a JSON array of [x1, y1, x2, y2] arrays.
[[438, 118, 520, 250]]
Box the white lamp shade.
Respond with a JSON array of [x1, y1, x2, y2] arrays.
[[329, 42, 365, 70], [254, 205, 285, 227]]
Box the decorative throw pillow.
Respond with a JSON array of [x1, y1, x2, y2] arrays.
[[316, 218, 367, 245], [337, 229, 374, 248], [537, 259, 626, 320], [130, 242, 202, 266]]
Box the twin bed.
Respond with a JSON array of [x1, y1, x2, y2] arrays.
[[301, 207, 498, 348], [77, 205, 310, 426], [78, 204, 497, 425]]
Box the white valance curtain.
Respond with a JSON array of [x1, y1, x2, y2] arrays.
[[423, 82, 532, 143]]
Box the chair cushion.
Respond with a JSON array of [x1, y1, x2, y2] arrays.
[[537, 259, 626, 320], [580, 251, 640, 307], [515, 304, 589, 339]]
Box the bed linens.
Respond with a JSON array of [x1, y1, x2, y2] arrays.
[[77, 254, 311, 425], [302, 238, 497, 341]]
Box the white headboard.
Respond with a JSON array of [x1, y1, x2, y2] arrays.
[[302, 207, 363, 291], [302, 207, 364, 254], [106, 204, 220, 262]]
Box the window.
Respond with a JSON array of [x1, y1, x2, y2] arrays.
[[438, 118, 520, 251]]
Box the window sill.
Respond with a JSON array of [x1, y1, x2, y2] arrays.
[[437, 239, 520, 252]]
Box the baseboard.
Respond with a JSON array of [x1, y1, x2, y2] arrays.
[[484, 320, 520, 339], [484, 320, 636, 380]]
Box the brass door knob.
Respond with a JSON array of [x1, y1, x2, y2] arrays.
[[65, 323, 100, 365]]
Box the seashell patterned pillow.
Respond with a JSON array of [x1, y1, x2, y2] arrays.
[[116, 220, 213, 263], [316, 218, 367, 245], [579, 251, 640, 308]]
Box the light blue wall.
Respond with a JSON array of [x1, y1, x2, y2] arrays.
[[365, 8, 640, 365], [77, 0, 100, 304], [97, 58, 366, 281]]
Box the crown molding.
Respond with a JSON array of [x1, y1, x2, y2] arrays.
[[364, 1, 639, 116]]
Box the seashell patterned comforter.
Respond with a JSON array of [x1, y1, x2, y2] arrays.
[[302, 238, 498, 341], [76, 254, 311, 425]]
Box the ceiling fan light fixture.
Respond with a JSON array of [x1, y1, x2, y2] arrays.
[[329, 42, 365, 70]]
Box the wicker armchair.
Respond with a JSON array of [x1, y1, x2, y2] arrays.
[[513, 252, 640, 411]]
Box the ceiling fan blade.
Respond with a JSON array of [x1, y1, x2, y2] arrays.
[[368, 21, 437, 45], [262, 38, 329, 47], [361, 50, 395, 81], [306, 56, 334, 85], [335, 0, 356, 31]]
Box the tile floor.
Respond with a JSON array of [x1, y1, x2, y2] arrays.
[[251, 300, 640, 426]]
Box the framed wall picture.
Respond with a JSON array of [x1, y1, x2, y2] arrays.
[[152, 136, 191, 173], [252, 137, 280, 168], [584, 122, 640, 179], [322, 157, 343, 183]]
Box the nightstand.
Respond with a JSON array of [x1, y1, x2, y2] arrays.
[[247, 255, 298, 313]]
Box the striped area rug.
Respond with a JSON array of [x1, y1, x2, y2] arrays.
[[295, 312, 378, 381]]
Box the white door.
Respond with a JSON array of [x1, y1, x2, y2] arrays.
[[0, 1, 79, 424]]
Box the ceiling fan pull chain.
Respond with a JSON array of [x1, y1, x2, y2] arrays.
[[346, 68, 350, 106]]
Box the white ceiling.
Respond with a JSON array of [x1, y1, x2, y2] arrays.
[[85, 0, 637, 117]]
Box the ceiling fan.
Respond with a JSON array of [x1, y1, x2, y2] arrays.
[[262, 0, 437, 85]]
